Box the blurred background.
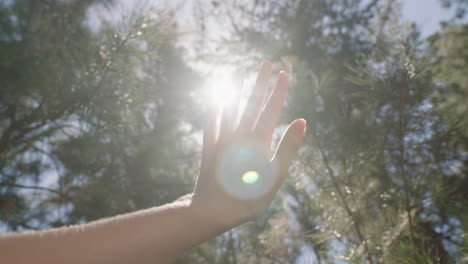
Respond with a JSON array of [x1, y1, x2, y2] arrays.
[[1, 0, 468, 263]]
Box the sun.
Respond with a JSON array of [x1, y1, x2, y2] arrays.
[[204, 72, 239, 110]]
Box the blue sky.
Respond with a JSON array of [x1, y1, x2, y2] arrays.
[[402, 0, 463, 36], [88, 0, 465, 45]]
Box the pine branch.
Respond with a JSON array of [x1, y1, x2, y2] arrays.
[[84, 21, 136, 112], [0, 182, 64, 196], [398, 37, 416, 253], [372, 0, 396, 52], [313, 133, 374, 264]]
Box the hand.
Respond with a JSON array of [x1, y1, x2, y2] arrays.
[[192, 60, 307, 227], [0, 60, 305, 264]]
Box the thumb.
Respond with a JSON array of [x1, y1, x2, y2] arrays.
[[271, 119, 306, 191]]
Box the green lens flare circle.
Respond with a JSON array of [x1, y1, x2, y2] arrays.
[[242, 171, 259, 184], [217, 143, 278, 200]]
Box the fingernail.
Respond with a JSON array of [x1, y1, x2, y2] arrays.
[[279, 71, 288, 80], [294, 119, 306, 134]]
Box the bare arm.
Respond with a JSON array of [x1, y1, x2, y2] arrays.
[[0, 60, 306, 264], [0, 195, 232, 264]]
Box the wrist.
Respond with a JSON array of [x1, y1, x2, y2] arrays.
[[188, 195, 254, 231]]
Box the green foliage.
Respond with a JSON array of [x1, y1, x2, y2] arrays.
[[440, 0, 468, 18], [0, 0, 201, 230], [196, 0, 468, 263], [1, 0, 468, 263], [389, 242, 444, 264]]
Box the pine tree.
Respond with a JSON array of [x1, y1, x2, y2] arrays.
[[0, 0, 201, 232], [193, 0, 468, 262], [2, 1, 467, 263]]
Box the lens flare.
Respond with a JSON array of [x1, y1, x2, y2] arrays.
[[217, 142, 279, 200], [242, 171, 259, 184]]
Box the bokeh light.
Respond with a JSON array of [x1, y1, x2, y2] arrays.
[[242, 171, 259, 184]]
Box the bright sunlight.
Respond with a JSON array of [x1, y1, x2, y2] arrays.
[[205, 72, 237, 109]]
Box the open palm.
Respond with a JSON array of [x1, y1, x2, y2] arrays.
[[192, 60, 307, 227]]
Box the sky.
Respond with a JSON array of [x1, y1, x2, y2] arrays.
[[402, 0, 463, 37], [2, 0, 464, 257], [175, 0, 463, 37], [102, 0, 464, 39]]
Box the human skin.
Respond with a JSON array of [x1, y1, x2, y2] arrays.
[[0, 60, 306, 264]]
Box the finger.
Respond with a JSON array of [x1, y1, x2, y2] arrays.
[[270, 118, 306, 191], [254, 71, 288, 146], [238, 60, 272, 134], [218, 74, 243, 143]]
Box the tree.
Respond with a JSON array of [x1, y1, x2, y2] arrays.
[[428, 24, 468, 262], [440, 0, 468, 19], [2, 0, 468, 263], [0, 0, 201, 233], [193, 0, 468, 262]]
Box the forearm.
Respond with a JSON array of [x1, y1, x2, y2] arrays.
[[0, 61, 301, 264], [0, 195, 233, 264]]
